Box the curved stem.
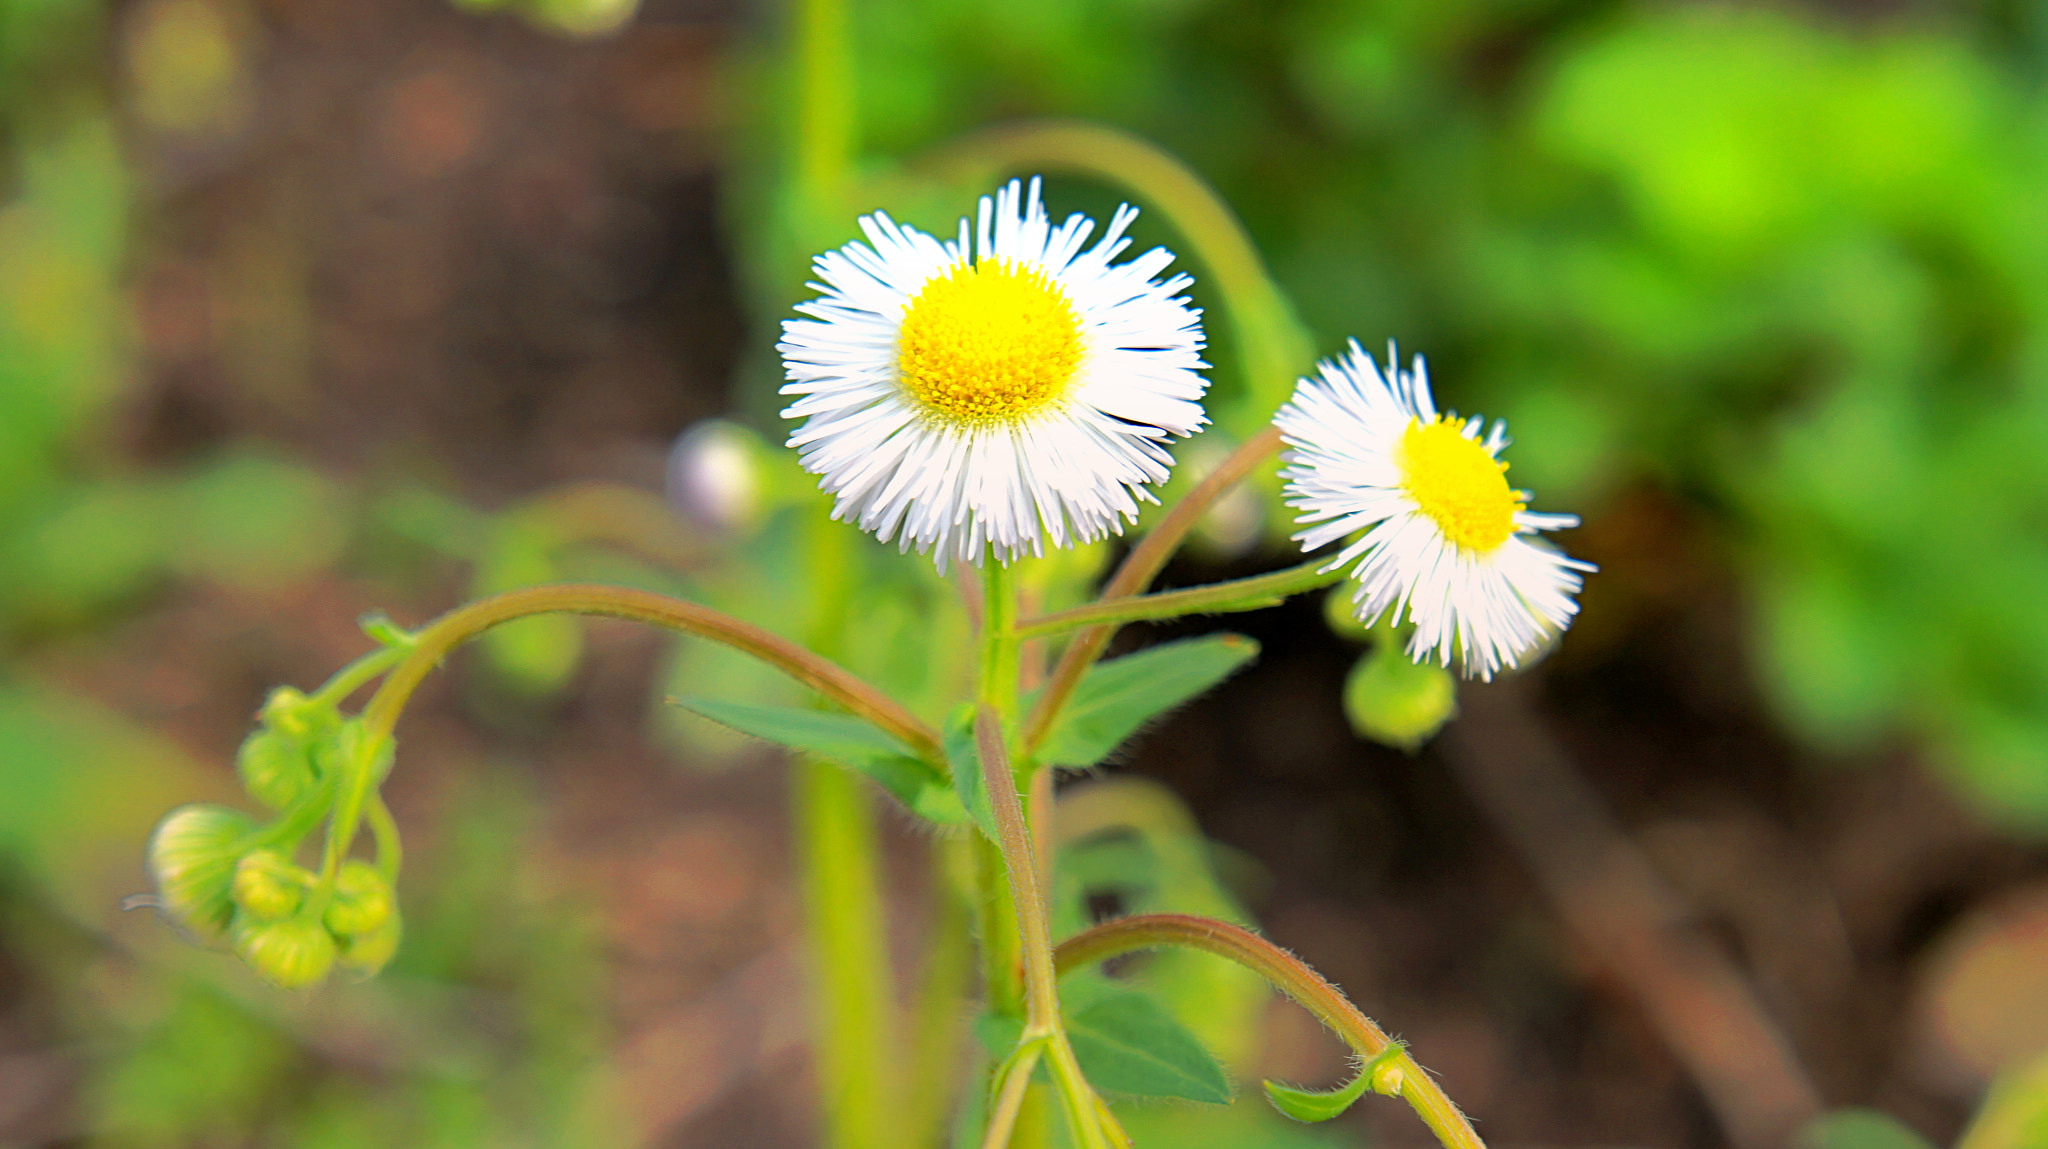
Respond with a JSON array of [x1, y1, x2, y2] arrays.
[[1017, 556, 1342, 639], [1023, 426, 1282, 752], [1055, 913, 1486, 1149], [357, 583, 941, 762], [308, 645, 406, 709]]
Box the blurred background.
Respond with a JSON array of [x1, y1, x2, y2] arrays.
[[4, 0, 2048, 1145]]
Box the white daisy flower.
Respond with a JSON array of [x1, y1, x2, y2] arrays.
[[778, 178, 1209, 569], [1278, 341, 1593, 680]]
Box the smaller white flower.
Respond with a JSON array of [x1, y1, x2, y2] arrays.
[[1278, 341, 1593, 680]]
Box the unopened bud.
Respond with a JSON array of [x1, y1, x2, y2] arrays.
[[1342, 631, 1458, 753], [666, 420, 765, 534], [232, 850, 309, 921], [338, 910, 402, 977], [233, 916, 337, 989], [323, 861, 394, 937], [236, 727, 316, 810], [147, 805, 258, 936]]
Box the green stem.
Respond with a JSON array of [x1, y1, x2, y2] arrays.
[[1055, 913, 1486, 1149], [366, 793, 401, 884], [356, 583, 941, 761], [797, 758, 899, 1149], [795, 0, 853, 207], [980, 1035, 1048, 1149], [1023, 426, 1283, 753], [307, 644, 406, 709], [1017, 557, 1343, 639]]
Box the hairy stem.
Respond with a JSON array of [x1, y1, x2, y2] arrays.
[[357, 583, 941, 761], [1023, 426, 1282, 752], [1055, 913, 1486, 1149], [1017, 556, 1342, 639]]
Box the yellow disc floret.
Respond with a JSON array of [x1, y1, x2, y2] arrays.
[[1397, 415, 1523, 553], [897, 259, 1084, 425]]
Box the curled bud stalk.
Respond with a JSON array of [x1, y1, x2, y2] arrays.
[[324, 861, 394, 937], [232, 850, 311, 922], [233, 916, 338, 989], [147, 805, 258, 937]]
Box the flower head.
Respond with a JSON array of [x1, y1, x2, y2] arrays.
[[778, 178, 1209, 568], [1278, 341, 1593, 680]]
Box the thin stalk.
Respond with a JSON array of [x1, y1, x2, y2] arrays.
[[1017, 556, 1342, 639], [904, 853, 974, 1149], [980, 1037, 1048, 1149], [1023, 426, 1282, 752], [974, 707, 1109, 1149], [1054, 913, 1486, 1149], [355, 583, 941, 761], [797, 760, 898, 1149], [308, 645, 406, 709]]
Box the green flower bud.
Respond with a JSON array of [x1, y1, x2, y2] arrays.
[[1342, 636, 1458, 753], [1322, 586, 1372, 643], [338, 909, 402, 977], [147, 804, 258, 936], [1369, 1056, 1406, 1097], [236, 727, 317, 810], [233, 916, 337, 989], [323, 861, 394, 937], [232, 850, 310, 921]]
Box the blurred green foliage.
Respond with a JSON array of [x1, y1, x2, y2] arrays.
[[8, 0, 2048, 1143], [822, 0, 2048, 831]]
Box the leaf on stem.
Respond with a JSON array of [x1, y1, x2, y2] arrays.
[[1039, 635, 1259, 768], [1263, 1041, 1406, 1122], [975, 986, 1234, 1105], [1065, 987, 1233, 1105], [944, 705, 1000, 841], [671, 696, 966, 824]]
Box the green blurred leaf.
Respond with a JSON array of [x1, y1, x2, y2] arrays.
[[670, 696, 965, 824], [1798, 1109, 1938, 1149], [1040, 634, 1259, 768]]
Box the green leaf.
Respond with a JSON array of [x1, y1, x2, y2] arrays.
[[672, 697, 965, 824], [1263, 1043, 1404, 1123], [1040, 635, 1260, 768], [945, 705, 999, 841], [1066, 988, 1232, 1104]]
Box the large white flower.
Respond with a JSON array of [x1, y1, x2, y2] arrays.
[[1278, 341, 1593, 680], [778, 178, 1209, 568]]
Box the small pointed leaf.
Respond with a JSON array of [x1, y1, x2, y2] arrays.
[[1066, 988, 1232, 1104], [1041, 635, 1260, 768], [1263, 1042, 1406, 1123]]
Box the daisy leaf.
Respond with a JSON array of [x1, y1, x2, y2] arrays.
[[670, 696, 965, 824], [1039, 634, 1260, 768]]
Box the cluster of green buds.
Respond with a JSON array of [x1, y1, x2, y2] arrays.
[[147, 680, 402, 989]]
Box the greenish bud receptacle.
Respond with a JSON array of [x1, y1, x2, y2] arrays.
[[233, 916, 337, 989], [232, 849, 309, 921], [147, 804, 259, 937]]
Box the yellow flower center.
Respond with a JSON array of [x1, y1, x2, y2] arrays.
[[1398, 415, 1523, 553], [896, 259, 1084, 425]]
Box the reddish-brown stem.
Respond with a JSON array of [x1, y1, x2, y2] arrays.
[[1022, 426, 1282, 752], [1055, 912, 1485, 1149]]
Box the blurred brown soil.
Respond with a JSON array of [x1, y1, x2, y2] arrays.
[[19, 0, 2047, 1146]]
